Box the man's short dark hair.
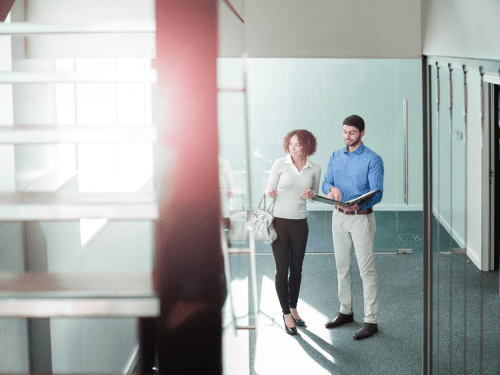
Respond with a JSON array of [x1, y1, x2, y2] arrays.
[[343, 115, 365, 133]]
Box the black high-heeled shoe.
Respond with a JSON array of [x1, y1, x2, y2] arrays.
[[291, 314, 306, 327], [283, 315, 297, 335]]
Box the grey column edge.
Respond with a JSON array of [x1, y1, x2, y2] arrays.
[[27, 318, 53, 374], [24, 222, 53, 374], [422, 56, 433, 375]]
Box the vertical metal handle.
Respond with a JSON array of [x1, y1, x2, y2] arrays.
[[462, 65, 468, 250], [448, 64, 453, 248], [404, 99, 409, 205], [479, 67, 485, 149]]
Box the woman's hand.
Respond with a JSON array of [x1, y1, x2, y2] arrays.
[[301, 189, 315, 200], [267, 188, 277, 198]]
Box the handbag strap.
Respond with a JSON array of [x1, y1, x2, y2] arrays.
[[267, 197, 276, 215], [257, 194, 276, 215], [258, 194, 266, 210], [261, 172, 280, 214]]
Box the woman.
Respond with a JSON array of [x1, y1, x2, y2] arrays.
[[266, 129, 321, 335]]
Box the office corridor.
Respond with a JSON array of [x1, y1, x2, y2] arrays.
[[223, 212, 500, 375]]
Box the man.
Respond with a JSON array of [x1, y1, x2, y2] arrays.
[[322, 114, 384, 340]]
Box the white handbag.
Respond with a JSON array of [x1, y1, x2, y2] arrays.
[[246, 194, 277, 243]]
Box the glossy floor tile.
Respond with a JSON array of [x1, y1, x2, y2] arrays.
[[222, 211, 500, 375]]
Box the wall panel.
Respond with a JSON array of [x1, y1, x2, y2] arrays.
[[218, 58, 423, 212], [422, 0, 500, 61], [245, 0, 421, 58]]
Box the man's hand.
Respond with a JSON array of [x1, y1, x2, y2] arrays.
[[326, 187, 361, 211], [326, 186, 342, 202]]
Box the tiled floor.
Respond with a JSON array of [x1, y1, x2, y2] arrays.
[[223, 211, 500, 375]]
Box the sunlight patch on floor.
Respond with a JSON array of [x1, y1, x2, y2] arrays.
[[222, 276, 250, 375], [253, 275, 337, 375]]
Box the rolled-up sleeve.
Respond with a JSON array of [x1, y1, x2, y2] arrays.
[[359, 155, 384, 211]]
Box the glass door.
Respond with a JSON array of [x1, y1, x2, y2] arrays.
[[219, 58, 425, 374], [427, 57, 500, 374]]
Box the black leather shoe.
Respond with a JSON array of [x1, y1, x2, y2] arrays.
[[353, 323, 378, 340], [325, 312, 354, 329], [283, 315, 297, 335], [291, 315, 306, 327]]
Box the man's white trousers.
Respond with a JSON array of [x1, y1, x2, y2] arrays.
[[332, 209, 378, 324]]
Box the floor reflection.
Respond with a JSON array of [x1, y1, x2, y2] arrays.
[[222, 211, 499, 374]]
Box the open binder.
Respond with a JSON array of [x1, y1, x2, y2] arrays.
[[311, 189, 381, 207]]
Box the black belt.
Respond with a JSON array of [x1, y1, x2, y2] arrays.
[[337, 207, 373, 215]]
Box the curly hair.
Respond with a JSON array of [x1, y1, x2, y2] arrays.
[[283, 129, 317, 156]]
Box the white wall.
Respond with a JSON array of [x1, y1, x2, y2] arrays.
[[218, 58, 423, 212], [422, 0, 500, 61], [466, 69, 485, 270], [219, 0, 244, 58], [429, 64, 494, 271], [422, 0, 500, 270], [236, 0, 421, 58], [221, 0, 430, 59]]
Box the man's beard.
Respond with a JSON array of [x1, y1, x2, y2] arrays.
[[345, 138, 359, 147]]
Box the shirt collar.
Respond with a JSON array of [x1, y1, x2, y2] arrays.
[[285, 154, 312, 168], [344, 142, 365, 155]]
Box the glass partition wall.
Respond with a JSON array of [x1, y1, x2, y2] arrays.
[[219, 58, 424, 374], [426, 57, 500, 374]]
